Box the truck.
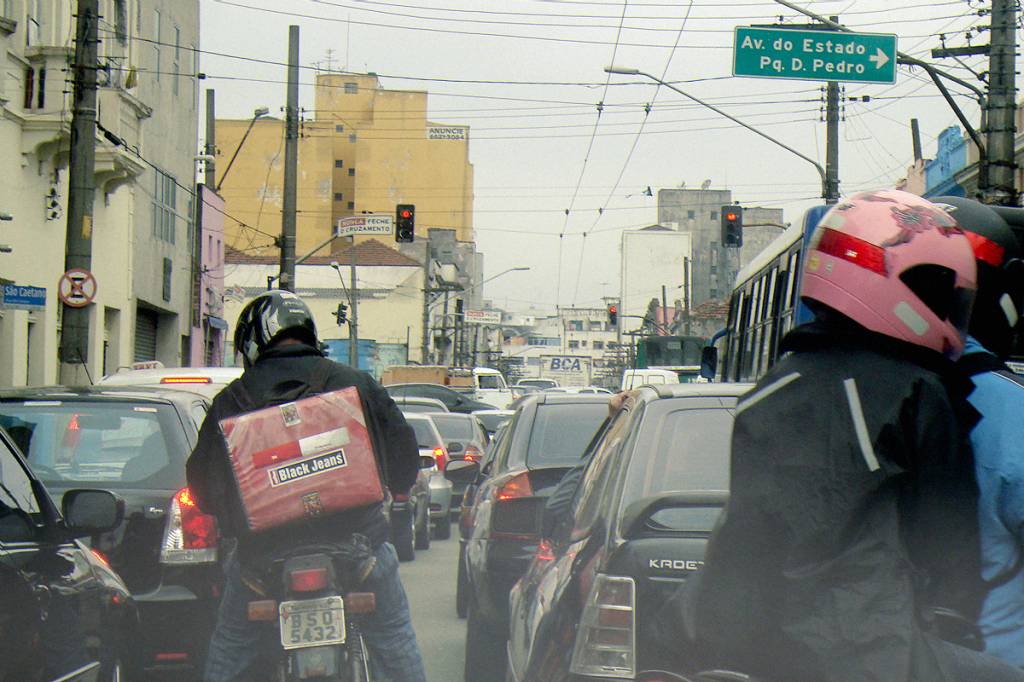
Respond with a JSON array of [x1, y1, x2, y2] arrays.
[[538, 355, 593, 388], [380, 365, 473, 389]]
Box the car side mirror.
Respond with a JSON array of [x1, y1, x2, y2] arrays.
[[447, 442, 464, 454], [62, 489, 124, 537], [444, 459, 480, 484], [700, 346, 718, 381], [419, 455, 437, 469]]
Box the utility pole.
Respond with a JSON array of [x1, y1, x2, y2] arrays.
[[279, 25, 299, 291], [421, 268, 431, 364], [204, 89, 216, 188], [824, 20, 841, 205], [984, 0, 1018, 206], [349, 235, 359, 368], [683, 257, 692, 335], [59, 0, 99, 384]]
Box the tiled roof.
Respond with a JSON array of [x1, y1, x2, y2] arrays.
[[226, 239, 422, 268]]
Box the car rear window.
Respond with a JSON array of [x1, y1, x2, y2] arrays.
[[620, 407, 733, 532], [407, 418, 442, 449], [523, 403, 608, 468], [430, 414, 475, 441], [0, 401, 189, 490], [399, 403, 445, 414]]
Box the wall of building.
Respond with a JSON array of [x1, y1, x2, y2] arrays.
[[190, 185, 227, 366], [0, 0, 199, 385]]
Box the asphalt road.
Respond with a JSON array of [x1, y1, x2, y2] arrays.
[[399, 534, 466, 682]]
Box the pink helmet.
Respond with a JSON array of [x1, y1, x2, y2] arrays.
[[801, 189, 977, 359]]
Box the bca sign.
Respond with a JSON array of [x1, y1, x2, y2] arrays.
[[548, 357, 584, 372]]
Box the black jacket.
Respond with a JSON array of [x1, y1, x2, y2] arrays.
[[688, 321, 983, 682], [186, 344, 419, 560]]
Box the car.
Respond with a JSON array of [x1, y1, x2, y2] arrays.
[[505, 383, 751, 682], [446, 393, 610, 681], [384, 382, 493, 414], [515, 379, 559, 390], [425, 412, 489, 515], [403, 414, 455, 542], [0, 424, 137, 682], [0, 386, 219, 679], [97, 365, 243, 400], [543, 386, 614, 394], [393, 396, 450, 413], [470, 408, 515, 438], [388, 447, 435, 563]]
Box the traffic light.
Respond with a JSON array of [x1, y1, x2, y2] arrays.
[[395, 204, 415, 243], [721, 205, 743, 248], [335, 302, 348, 325], [607, 305, 618, 326]]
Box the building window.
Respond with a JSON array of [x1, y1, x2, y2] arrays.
[[580, 340, 588, 348], [711, 211, 718, 220], [344, 82, 358, 94], [172, 26, 180, 95], [334, 192, 344, 202], [687, 210, 695, 219], [710, 240, 718, 250], [334, 159, 344, 168], [710, 288, 719, 299], [23, 67, 44, 109], [152, 169, 176, 243], [349, 133, 357, 143], [335, 124, 344, 133], [347, 201, 355, 210], [568, 340, 580, 349], [348, 167, 355, 177], [593, 341, 604, 350]]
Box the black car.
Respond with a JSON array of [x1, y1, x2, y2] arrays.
[[384, 382, 493, 414], [448, 393, 610, 681], [0, 386, 219, 679], [0, 422, 136, 682], [505, 383, 750, 682]]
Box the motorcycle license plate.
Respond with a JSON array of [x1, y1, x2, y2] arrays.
[[279, 596, 346, 650]]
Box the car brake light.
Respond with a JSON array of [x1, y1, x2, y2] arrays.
[[289, 567, 329, 593], [569, 575, 636, 678], [497, 472, 532, 500], [160, 376, 213, 385], [160, 487, 219, 565], [535, 538, 555, 562], [814, 227, 887, 275], [433, 447, 448, 471]]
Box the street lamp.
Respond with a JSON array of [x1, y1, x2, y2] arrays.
[[429, 266, 530, 311], [604, 66, 829, 202], [215, 106, 270, 192]]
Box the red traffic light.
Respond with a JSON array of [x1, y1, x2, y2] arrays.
[[400, 209, 412, 219], [725, 212, 738, 221], [608, 305, 617, 314]]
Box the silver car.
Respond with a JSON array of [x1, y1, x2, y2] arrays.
[[404, 413, 454, 540]]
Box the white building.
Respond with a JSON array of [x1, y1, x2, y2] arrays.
[[620, 226, 693, 335], [0, 0, 200, 385]]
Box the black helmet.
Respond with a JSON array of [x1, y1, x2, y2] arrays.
[[234, 290, 318, 368], [933, 197, 1024, 358]]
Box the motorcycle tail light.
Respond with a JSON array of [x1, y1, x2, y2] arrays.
[[569, 575, 636, 679], [160, 487, 219, 565], [346, 592, 376, 614], [247, 600, 278, 621], [289, 567, 329, 593]]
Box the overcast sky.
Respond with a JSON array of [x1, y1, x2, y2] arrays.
[[199, 0, 992, 314]]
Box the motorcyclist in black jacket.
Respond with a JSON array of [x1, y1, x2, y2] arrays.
[[187, 290, 427, 682], [685, 190, 1024, 682]]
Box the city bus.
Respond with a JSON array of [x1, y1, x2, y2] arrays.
[[719, 205, 830, 383]]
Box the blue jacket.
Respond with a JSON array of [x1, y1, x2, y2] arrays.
[[964, 337, 1024, 666]]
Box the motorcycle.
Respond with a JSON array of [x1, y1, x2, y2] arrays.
[[243, 534, 379, 681]]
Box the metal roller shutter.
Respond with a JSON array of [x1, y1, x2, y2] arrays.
[[134, 307, 158, 362]]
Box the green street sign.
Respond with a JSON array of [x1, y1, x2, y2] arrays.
[[733, 26, 898, 84]]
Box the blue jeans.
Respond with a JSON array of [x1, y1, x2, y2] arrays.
[[204, 541, 426, 682]]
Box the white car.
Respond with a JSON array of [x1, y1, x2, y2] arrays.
[[97, 365, 243, 399]]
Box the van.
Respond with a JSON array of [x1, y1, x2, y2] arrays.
[[472, 367, 514, 409], [620, 368, 680, 391]]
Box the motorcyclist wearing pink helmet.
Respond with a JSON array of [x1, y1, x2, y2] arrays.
[[684, 190, 1024, 681]]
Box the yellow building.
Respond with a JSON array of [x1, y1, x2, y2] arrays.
[[215, 72, 474, 260]]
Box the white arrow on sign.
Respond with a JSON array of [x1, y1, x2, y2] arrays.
[[869, 47, 890, 70]]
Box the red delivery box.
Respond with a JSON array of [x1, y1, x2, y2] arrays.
[[219, 386, 384, 534]]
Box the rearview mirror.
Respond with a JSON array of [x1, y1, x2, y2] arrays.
[[444, 460, 480, 484], [700, 346, 718, 381], [62, 489, 125, 537]]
